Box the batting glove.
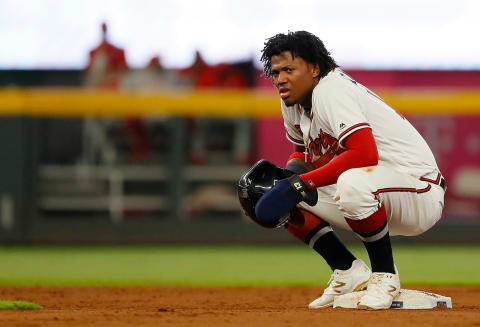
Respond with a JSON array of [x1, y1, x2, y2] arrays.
[[255, 175, 318, 222]]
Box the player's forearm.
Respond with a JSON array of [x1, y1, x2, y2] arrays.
[[299, 129, 378, 188]]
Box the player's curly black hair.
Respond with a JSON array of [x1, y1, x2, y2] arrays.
[[260, 31, 338, 79]]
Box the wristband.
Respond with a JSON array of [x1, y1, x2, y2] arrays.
[[287, 152, 305, 162]]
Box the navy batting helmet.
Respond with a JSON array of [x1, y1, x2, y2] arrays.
[[237, 159, 291, 228]]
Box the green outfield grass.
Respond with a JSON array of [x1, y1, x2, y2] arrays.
[[0, 301, 42, 310], [0, 244, 479, 286]]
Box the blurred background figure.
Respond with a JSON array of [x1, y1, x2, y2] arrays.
[[177, 51, 256, 217], [180, 51, 255, 165], [125, 55, 189, 91], [178, 51, 208, 86], [84, 22, 127, 89], [84, 22, 149, 164]]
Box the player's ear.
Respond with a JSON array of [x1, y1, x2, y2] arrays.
[[311, 64, 320, 79]]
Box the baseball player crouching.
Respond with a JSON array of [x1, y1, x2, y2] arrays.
[[237, 31, 446, 310]]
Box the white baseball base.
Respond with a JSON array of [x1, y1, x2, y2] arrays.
[[333, 289, 452, 309]]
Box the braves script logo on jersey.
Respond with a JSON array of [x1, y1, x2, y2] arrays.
[[293, 125, 341, 168], [308, 130, 340, 168]]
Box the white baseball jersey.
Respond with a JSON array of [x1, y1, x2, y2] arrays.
[[281, 68, 445, 236], [282, 68, 439, 179]]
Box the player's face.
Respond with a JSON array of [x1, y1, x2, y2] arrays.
[[271, 51, 319, 107]]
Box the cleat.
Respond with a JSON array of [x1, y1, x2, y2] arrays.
[[309, 259, 371, 309], [358, 268, 401, 310]]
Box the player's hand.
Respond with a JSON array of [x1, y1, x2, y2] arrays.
[[254, 175, 318, 222]]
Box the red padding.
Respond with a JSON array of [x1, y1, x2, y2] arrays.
[[300, 128, 378, 188], [345, 205, 387, 235], [286, 209, 324, 242]]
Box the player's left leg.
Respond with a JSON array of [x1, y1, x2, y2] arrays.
[[287, 208, 356, 271], [286, 208, 371, 309], [334, 165, 445, 309]]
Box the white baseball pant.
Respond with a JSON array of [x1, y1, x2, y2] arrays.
[[298, 165, 445, 236]]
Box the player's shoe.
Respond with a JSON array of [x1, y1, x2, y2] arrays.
[[357, 268, 401, 310], [308, 259, 371, 309]]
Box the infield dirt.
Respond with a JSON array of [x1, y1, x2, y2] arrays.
[[0, 286, 478, 326]]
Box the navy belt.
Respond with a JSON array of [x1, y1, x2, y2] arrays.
[[439, 177, 447, 192]]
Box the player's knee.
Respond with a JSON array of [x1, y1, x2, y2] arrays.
[[335, 168, 375, 218], [336, 168, 366, 195]]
